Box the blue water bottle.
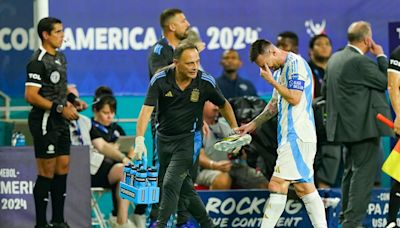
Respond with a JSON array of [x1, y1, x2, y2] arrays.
[[16, 132, 25, 147], [134, 169, 147, 188], [147, 167, 158, 187], [130, 165, 137, 186], [124, 164, 132, 184], [134, 169, 148, 203], [147, 167, 160, 204]]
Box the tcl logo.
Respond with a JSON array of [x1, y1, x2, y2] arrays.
[[28, 73, 41, 80], [390, 59, 400, 67]]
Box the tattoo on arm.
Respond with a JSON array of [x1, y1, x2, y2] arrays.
[[254, 98, 278, 127]]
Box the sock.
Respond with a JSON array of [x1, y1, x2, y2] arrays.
[[261, 193, 287, 228], [301, 190, 327, 228], [51, 174, 67, 223], [388, 181, 400, 224], [34, 175, 53, 226], [111, 184, 118, 216]]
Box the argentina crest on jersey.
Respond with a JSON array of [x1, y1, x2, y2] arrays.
[[190, 88, 200, 102], [50, 71, 61, 84]]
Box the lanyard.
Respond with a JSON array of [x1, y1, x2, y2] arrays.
[[91, 119, 118, 141]]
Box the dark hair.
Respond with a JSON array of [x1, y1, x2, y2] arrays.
[[221, 49, 241, 59], [37, 17, 62, 41], [94, 86, 113, 97], [93, 86, 116, 112], [309, 34, 331, 49], [160, 8, 183, 30], [173, 42, 198, 60], [277, 31, 299, 46], [249, 39, 272, 62]]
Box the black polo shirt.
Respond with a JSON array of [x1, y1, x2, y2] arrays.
[[144, 67, 226, 136], [90, 119, 126, 143], [26, 47, 68, 111], [147, 37, 174, 79], [389, 46, 400, 73]]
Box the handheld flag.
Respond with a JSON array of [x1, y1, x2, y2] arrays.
[[376, 114, 400, 182]]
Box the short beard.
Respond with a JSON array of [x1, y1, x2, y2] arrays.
[[314, 55, 330, 63], [177, 32, 188, 40], [224, 69, 236, 74]]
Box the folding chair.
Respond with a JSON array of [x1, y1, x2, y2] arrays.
[[91, 187, 109, 228]]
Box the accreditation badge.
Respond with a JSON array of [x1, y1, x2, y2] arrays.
[[190, 89, 200, 102]]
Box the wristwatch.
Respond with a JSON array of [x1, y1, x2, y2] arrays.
[[56, 104, 64, 114]]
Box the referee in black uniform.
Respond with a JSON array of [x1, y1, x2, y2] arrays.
[[134, 43, 238, 227], [25, 17, 86, 228]]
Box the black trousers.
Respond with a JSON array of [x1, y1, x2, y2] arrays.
[[340, 137, 380, 228], [156, 131, 213, 228]]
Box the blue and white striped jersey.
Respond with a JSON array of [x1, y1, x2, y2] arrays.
[[272, 52, 316, 146]]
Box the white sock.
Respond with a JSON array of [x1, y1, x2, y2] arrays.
[[261, 193, 287, 228], [301, 190, 327, 228]]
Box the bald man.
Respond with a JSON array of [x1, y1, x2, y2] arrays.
[[324, 21, 393, 228]]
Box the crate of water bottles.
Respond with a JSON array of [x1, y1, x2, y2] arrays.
[[119, 158, 160, 205]]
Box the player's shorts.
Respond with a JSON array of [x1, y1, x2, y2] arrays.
[[272, 139, 316, 183], [196, 163, 268, 188], [28, 110, 71, 159]]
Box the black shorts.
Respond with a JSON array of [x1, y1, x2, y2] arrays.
[[91, 157, 117, 188], [28, 110, 71, 159]]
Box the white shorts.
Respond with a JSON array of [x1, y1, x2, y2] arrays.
[[273, 139, 316, 183]]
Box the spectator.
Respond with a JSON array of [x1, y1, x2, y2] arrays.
[[307, 34, 339, 188], [196, 101, 268, 189], [89, 86, 137, 228], [308, 34, 332, 98], [216, 49, 257, 100], [324, 21, 393, 228], [276, 31, 299, 54]]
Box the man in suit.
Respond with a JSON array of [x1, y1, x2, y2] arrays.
[[324, 21, 393, 228]]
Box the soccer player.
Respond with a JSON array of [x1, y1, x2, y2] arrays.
[[237, 39, 327, 228]]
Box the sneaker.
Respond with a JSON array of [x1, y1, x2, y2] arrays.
[[213, 134, 252, 152], [51, 222, 69, 228], [129, 214, 146, 228], [386, 222, 398, 228]]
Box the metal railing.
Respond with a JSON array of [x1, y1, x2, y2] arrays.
[[0, 91, 31, 120], [0, 90, 138, 123]]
